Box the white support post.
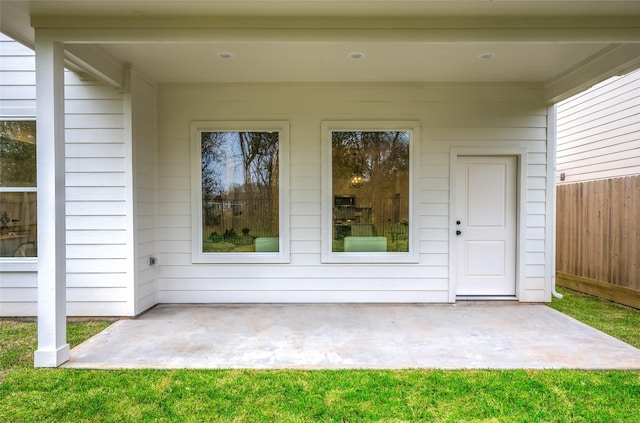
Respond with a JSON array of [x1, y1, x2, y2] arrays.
[[33, 34, 69, 367]]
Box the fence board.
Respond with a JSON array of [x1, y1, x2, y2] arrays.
[[557, 175, 640, 307], [557, 272, 640, 310]]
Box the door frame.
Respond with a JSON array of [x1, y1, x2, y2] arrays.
[[448, 147, 528, 303]]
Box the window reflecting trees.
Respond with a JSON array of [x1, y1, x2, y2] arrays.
[[200, 131, 279, 253], [331, 131, 410, 252], [0, 120, 37, 257]]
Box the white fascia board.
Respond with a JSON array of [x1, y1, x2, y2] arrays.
[[30, 15, 640, 43], [544, 43, 640, 104], [63, 44, 126, 90], [1, 18, 126, 90], [0, 0, 33, 47]]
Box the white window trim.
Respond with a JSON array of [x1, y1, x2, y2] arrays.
[[1, 117, 38, 271], [321, 121, 420, 264], [190, 121, 290, 264], [0, 259, 37, 272]]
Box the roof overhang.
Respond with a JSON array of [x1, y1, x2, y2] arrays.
[[2, 1, 640, 102]]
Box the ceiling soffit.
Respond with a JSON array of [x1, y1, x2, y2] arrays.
[[30, 16, 640, 43], [4, 3, 640, 101], [16, 0, 640, 18]]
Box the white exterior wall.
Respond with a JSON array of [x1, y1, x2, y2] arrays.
[[64, 71, 132, 316], [0, 34, 138, 316], [0, 34, 36, 116], [157, 83, 551, 303], [0, 34, 37, 315], [128, 70, 158, 314], [2, 33, 553, 312], [556, 68, 640, 184]]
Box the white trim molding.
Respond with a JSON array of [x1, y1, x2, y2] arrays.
[[321, 120, 421, 264], [190, 120, 290, 264]]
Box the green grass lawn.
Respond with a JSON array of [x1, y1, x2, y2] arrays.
[[1, 288, 639, 422], [548, 286, 640, 349]]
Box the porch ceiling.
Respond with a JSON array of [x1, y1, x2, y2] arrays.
[[3, 1, 640, 100], [8, 0, 640, 18], [101, 41, 609, 85]]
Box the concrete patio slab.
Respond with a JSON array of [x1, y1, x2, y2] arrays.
[[63, 303, 640, 370]]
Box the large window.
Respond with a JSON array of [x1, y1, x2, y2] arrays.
[[0, 120, 37, 258], [322, 122, 419, 263], [191, 121, 289, 263]]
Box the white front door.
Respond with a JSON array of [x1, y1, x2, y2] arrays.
[[456, 156, 517, 296]]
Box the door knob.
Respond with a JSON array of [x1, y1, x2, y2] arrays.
[[456, 230, 462, 236]]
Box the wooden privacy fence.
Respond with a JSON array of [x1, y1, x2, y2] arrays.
[[556, 175, 640, 309]]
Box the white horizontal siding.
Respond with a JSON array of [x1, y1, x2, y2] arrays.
[[64, 72, 131, 316], [65, 99, 123, 114], [0, 35, 35, 116], [1, 37, 37, 315], [67, 244, 130, 259], [66, 128, 125, 143], [66, 158, 126, 172], [67, 302, 130, 316], [157, 83, 550, 303], [66, 273, 129, 286], [66, 201, 127, 215], [66, 215, 128, 230], [0, 302, 37, 316], [1, 35, 134, 316], [157, 290, 451, 303], [66, 186, 126, 201], [557, 68, 640, 183], [0, 272, 37, 315], [158, 278, 449, 291], [0, 71, 35, 85]]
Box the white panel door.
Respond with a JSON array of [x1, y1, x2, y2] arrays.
[[456, 156, 517, 296]]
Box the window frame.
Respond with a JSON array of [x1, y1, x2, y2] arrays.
[[0, 117, 37, 270], [190, 121, 290, 264], [321, 121, 420, 263]]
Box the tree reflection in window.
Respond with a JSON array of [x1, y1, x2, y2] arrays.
[[201, 131, 279, 253], [0, 120, 37, 257], [1, 120, 36, 187], [332, 131, 410, 252]]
